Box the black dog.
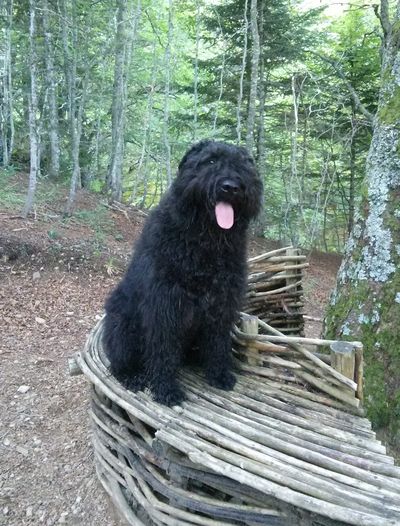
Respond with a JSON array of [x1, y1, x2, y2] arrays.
[[102, 140, 263, 406]]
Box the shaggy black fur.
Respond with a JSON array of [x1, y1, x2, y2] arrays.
[[102, 140, 263, 406]]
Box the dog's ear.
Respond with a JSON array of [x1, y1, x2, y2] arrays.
[[178, 140, 213, 171]]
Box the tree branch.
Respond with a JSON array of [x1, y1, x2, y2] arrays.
[[375, 0, 391, 42], [309, 51, 375, 125], [373, 0, 395, 51]]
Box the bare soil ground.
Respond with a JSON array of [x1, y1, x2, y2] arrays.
[[0, 189, 341, 526]]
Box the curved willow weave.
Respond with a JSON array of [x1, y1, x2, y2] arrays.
[[74, 317, 400, 526]]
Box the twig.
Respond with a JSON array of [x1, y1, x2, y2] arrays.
[[309, 51, 374, 124]]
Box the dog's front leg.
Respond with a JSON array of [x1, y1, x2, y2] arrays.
[[199, 325, 236, 391], [144, 304, 187, 406]]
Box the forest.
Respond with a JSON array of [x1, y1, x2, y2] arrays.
[[1, 0, 400, 457], [1, 0, 384, 249]]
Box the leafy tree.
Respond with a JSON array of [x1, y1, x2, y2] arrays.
[[0, 0, 384, 253], [261, 3, 380, 248]]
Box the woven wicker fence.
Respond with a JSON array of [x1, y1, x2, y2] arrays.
[[245, 247, 306, 335], [70, 248, 400, 526]]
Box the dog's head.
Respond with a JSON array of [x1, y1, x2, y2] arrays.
[[173, 140, 263, 229]]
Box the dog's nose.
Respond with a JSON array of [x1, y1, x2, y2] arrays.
[[221, 180, 240, 194]]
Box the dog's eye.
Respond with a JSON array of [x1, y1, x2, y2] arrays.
[[209, 159, 215, 165]]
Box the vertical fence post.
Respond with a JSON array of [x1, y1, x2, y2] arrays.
[[241, 314, 260, 366]]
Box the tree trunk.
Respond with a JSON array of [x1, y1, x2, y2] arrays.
[[107, 0, 127, 202], [324, 0, 400, 446], [1, 0, 14, 167], [283, 74, 302, 246], [348, 107, 357, 234], [23, 0, 40, 218], [212, 9, 226, 134], [193, 0, 200, 141], [107, 0, 140, 202], [236, 0, 248, 144], [93, 113, 102, 182], [252, 0, 266, 238], [245, 0, 260, 153], [42, 0, 60, 178], [163, 0, 173, 187], [59, 0, 81, 213], [132, 41, 157, 206]]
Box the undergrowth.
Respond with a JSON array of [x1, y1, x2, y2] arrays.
[[0, 169, 118, 249], [0, 167, 25, 209]]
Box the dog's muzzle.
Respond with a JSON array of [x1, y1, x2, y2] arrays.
[[221, 180, 241, 196]]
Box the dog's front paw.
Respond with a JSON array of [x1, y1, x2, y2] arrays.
[[125, 373, 147, 392], [112, 371, 147, 392], [153, 384, 186, 407], [207, 370, 236, 391]]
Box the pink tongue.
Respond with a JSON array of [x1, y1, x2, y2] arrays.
[[215, 202, 234, 229]]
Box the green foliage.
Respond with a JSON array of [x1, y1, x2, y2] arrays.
[[60, 205, 116, 250], [2, 0, 382, 250], [89, 180, 104, 194], [0, 168, 25, 209], [47, 229, 60, 240], [36, 179, 66, 205], [70, 206, 114, 234]]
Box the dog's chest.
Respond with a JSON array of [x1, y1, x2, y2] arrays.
[[158, 227, 247, 300], [183, 257, 245, 314]]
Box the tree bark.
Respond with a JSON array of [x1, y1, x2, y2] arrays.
[[212, 9, 226, 134], [348, 108, 356, 235], [245, 0, 260, 152], [132, 41, 157, 207], [252, 0, 266, 238], [324, 0, 400, 446], [107, 0, 128, 202], [1, 0, 14, 167], [283, 74, 302, 246], [59, 0, 82, 213], [23, 0, 40, 218], [163, 0, 173, 187], [236, 0, 248, 144], [42, 0, 60, 178], [193, 0, 200, 141], [107, 0, 140, 202], [256, 0, 266, 172]]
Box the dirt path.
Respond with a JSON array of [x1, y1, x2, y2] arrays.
[[0, 267, 128, 525]]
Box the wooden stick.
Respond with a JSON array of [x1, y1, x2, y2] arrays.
[[247, 319, 359, 393], [259, 255, 308, 263], [232, 334, 288, 353], [243, 328, 362, 351], [175, 405, 399, 498], [157, 430, 399, 526], [234, 359, 297, 382], [182, 375, 390, 462], [294, 370, 360, 408], [241, 314, 260, 366], [355, 345, 364, 403], [68, 355, 83, 376], [248, 281, 303, 297], [304, 315, 323, 323], [330, 342, 356, 382], [248, 246, 294, 262]]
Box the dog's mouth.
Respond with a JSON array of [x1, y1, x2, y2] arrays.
[[215, 202, 234, 229]]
